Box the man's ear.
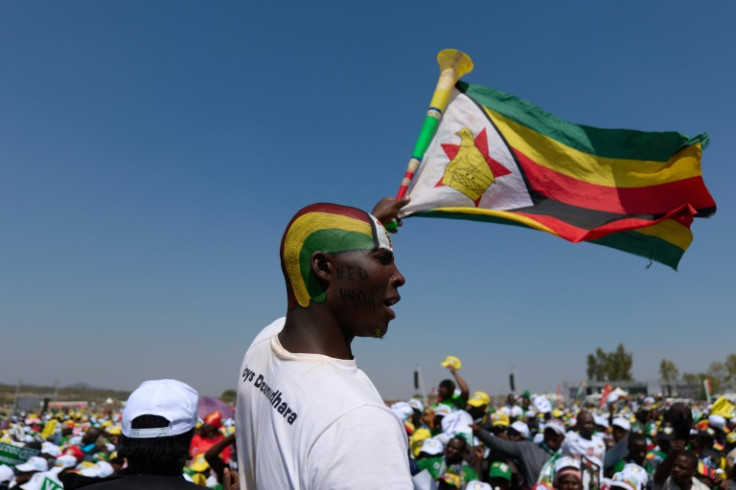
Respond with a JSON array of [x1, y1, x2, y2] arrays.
[[311, 251, 332, 284]]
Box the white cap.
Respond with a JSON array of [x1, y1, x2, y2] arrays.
[[611, 463, 649, 490], [54, 454, 78, 469], [708, 414, 726, 429], [612, 417, 631, 431], [434, 404, 453, 417], [555, 455, 581, 472], [390, 401, 413, 421], [409, 399, 424, 413], [510, 420, 530, 439], [594, 415, 609, 429], [123, 379, 199, 438], [16, 456, 48, 473], [0, 465, 13, 483], [534, 396, 552, 414], [420, 437, 444, 455], [41, 442, 61, 457], [544, 418, 567, 436], [80, 461, 114, 478], [466, 481, 493, 490]]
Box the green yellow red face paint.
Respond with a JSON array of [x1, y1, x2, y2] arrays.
[[280, 203, 392, 309]]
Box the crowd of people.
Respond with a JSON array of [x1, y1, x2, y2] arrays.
[[389, 365, 736, 490], [2, 199, 732, 490], [1, 373, 735, 490], [0, 379, 237, 490]]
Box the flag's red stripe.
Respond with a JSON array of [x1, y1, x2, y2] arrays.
[[514, 209, 692, 244], [514, 149, 716, 215]]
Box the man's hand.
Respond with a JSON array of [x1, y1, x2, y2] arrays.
[[222, 468, 239, 490], [371, 197, 410, 233]]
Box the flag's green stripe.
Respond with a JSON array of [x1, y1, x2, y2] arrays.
[[457, 81, 708, 162], [414, 210, 683, 269], [415, 210, 541, 230], [591, 230, 685, 270]]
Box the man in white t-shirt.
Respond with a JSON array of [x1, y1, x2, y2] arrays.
[[562, 409, 607, 483], [236, 198, 413, 490]]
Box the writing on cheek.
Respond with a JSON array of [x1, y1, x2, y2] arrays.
[[336, 266, 368, 282], [339, 288, 376, 310]]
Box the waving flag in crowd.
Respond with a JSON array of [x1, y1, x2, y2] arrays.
[[398, 77, 716, 269]]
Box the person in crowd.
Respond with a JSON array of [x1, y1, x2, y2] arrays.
[[473, 418, 566, 488], [10, 457, 48, 489], [190, 411, 231, 464], [500, 394, 523, 421], [488, 461, 513, 490], [63, 378, 238, 490], [204, 433, 236, 484], [655, 451, 710, 490], [436, 365, 470, 411], [414, 436, 480, 488], [554, 456, 583, 490], [235, 198, 413, 489], [612, 418, 631, 445]]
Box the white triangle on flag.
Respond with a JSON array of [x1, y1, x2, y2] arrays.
[[401, 89, 533, 217]]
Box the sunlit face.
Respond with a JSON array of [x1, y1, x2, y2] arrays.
[[577, 411, 594, 439], [327, 248, 404, 339], [444, 437, 466, 465], [671, 454, 696, 488], [557, 473, 581, 490], [629, 438, 648, 466]]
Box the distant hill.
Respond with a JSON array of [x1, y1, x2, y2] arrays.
[[0, 382, 130, 408]]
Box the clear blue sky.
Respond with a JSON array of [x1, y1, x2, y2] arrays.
[[2, 2, 734, 400]]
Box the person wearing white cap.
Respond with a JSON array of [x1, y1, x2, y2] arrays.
[[235, 200, 413, 490], [612, 417, 631, 444], [508, 421, 530, 441], [13, 457, 48, 488], [473, 418, 566, 487], [554, 455, 582, 490], [62, 379, 232, 490], [500, 394, 524, 420]]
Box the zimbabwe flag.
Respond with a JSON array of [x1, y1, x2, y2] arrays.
[[399, 81, 716, 269]]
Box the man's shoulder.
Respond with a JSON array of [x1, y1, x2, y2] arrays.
[[250, 317, 286, 346]]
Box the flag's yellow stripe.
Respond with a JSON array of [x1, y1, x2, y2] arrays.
[[485, 107, 703, 188], [435, 207, 558, 235], [635, 219, 692, 250]]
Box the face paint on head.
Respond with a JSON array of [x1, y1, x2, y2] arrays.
[[280, 203, 392, 309]]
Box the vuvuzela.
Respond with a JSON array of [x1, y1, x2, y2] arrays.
[[395, 49, 474, 200]]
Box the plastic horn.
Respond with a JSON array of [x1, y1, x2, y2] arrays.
[[396, 49, 474, 200]]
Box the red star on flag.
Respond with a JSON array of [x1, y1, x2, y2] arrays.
[[435, 127, 512, 206]]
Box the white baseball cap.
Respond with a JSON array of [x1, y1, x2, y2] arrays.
[[533, 396, 551, 414], [420, 437, 444, 456], [510, 420, 530, 439], [122, 379, 199, 438], [54, 454, 78, 469], [612, 417, 631, 431], [0, 465, 14, 483], [16, 456, 48, 473], [41, 442, 61, 457], [80, 461, 114, 478]]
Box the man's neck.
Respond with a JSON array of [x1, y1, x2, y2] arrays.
[[279, 308, 353, 359]]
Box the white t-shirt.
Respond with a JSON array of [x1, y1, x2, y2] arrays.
[[562, 431, 607, 480], [235, 318, 412, 490]]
